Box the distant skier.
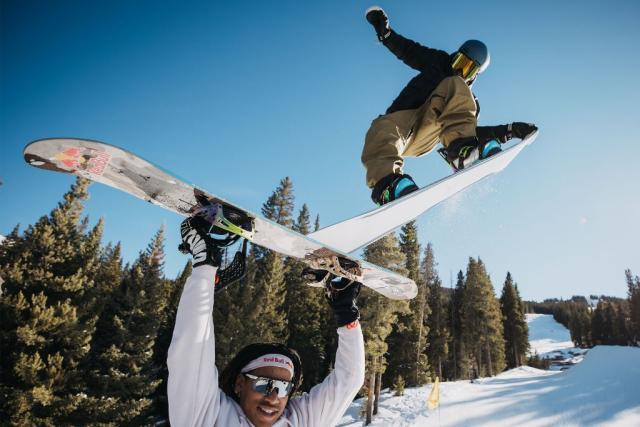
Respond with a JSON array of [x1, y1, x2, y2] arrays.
[[362, 6, 538, 205], [168, 216, 365, 426]]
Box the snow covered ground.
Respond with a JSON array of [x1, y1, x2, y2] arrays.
[[337, 315, 640, 426], [527, 313, 575, 356]]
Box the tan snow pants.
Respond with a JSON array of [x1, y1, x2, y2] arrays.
[[361, 76, 478, 187]]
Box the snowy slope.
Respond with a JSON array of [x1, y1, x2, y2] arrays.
[[337, 315, 640, 426], [527, 313, 575, 356], [527, 313, 587, 370]]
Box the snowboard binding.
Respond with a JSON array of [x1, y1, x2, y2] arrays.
[[193, 192, 255, 246], [303, 249, 363, 286], [302, 267, 335, 288], [302, 267, 359, 297], [214, 239, 249, 293], [185, 192, 256, 292], [438, 139, 502, 172]]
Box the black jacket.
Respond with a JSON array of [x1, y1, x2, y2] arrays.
[[382, 30, 479, 116]]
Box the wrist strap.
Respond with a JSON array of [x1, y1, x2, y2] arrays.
[[378, 29, 391, 42]]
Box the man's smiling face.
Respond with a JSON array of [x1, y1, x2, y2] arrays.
[[235, 366, 292, 427]]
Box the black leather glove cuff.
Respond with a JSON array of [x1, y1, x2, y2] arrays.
[[377, 29, 391, 42], [333, 305, 360, 327], [326, 279, 362, 327]]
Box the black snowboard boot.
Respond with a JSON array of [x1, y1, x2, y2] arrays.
[[443, 136, 502, 172], [371, 173, 419, 206]]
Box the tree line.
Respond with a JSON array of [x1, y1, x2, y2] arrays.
[[2, 177, 533, 425], [525, 276, 640, 349]]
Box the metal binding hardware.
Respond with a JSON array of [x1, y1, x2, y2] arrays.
[[194, 202, 255, 242], [305, 249, 363, 284], [212, 203, 255, 240]]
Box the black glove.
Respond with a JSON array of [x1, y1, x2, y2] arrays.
[[325, 278, 362, 327], [178, 216, 221, 268], [365, 6, 390, 41], [510, 122, 538, 139]]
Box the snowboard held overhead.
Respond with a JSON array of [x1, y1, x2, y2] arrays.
[[23, 137, 417, 300]]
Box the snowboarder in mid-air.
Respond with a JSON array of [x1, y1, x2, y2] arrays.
[[168, 215, 365, 427], [362, 6, 538, 205]]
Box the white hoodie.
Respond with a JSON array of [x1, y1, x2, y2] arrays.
[[167, 265, 366, 427]]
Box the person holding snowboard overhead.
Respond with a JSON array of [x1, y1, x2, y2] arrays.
[[362, 6, 538, 205], [168, 215, 365, 427]]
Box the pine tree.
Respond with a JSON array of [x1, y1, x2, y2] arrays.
[[626, 269, 640, 345], [603, 303, 617, 344], [461, 258, 506, 377], [384, 222, 430, 388], [86, 227, 168, 424], [568, 306, 591, 347], [427, 275, 449, 380], [359, 233, 408, 424], [260, 177, 294, 229], [285, 204, 328, 390], [247, 178, 295, 343], [612, 302, 629, 345], [591, 301, 606, 345], [500, 273, 529, 368], [0, 178, 103, 425], [81, 243, 125, 421], [447, 270, 469, 380]]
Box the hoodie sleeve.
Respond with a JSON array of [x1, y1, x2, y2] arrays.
[[383, 29, 449, 72], [167, 265, 221, 427], [287, 322, 366, 426]]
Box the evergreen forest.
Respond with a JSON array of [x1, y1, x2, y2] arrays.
[[1, 177, 638, 426]]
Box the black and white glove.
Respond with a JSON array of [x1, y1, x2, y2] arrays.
[[365, 6, 391, 41], [477, 122, 538, 144], [178, 216, 221, 268], [326, 278, 362, 327]]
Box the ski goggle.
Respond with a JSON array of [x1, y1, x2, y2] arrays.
[[243, 373, 293, 398], [451, 52, 481, 82]]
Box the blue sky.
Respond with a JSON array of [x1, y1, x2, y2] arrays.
[[2, 0, 639, 300]]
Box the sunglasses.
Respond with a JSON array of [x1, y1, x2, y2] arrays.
[[243, 373, 293, 398]]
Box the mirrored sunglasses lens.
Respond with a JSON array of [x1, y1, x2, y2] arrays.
[[272, 380, 293, 398], [251, 378, 271, 394], [251, 377, 292, 398]]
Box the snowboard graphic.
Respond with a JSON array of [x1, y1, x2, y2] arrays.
[[24, 138, 417, 300], [310, 131, 538, 253]]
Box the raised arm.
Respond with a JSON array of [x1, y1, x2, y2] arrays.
[[287, 278, 366, 426], [366, 6, 448, 72], [167, 218, 223, 426], [385, 30, 449, 71], [167, 265, 219, 426]]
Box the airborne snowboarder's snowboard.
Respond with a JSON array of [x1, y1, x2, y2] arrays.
[[24, 138, 417, 300], [310, 131, 538, 253]]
